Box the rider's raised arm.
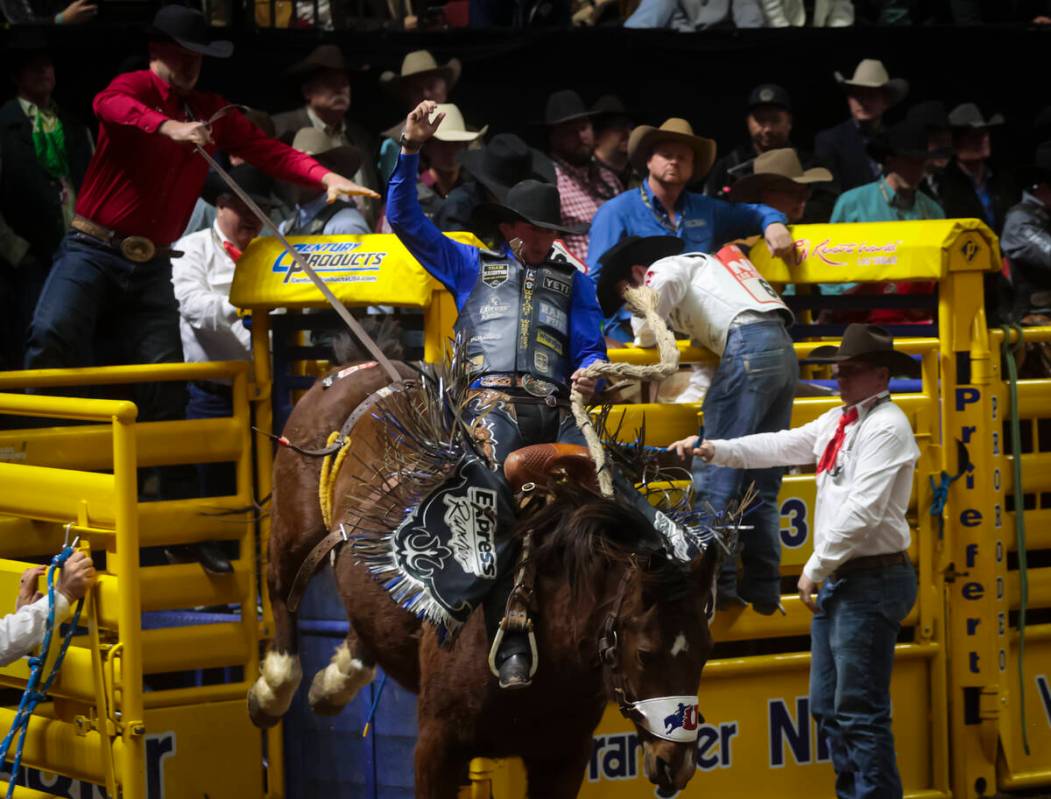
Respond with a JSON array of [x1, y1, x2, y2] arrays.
[[569, 271, 608, 371], [387, 151, 480, 304]]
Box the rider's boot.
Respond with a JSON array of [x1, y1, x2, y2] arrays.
[[484, 573, 534, 690]]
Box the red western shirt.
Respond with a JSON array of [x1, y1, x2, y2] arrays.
[[75, 70, 330, 245]]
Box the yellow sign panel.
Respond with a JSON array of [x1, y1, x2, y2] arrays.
[[578, 656, 936, 798], [229, 232, 484, 310], [749, 219, 998, 284]]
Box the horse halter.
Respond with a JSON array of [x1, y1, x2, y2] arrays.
[[597, 559, 704, 744]]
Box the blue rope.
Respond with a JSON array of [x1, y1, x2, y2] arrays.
[[361, 672, 389, 738], [0, 546, 84, 796]]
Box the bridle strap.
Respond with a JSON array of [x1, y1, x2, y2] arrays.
[[598, 559, 642, 719]]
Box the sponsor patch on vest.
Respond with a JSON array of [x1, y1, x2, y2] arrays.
[[536, 329, 564, 355], [534, 350, 551, 375], [538, 301, 568, 331], [480, 301, 511, 321], [482, 262, 510, 288], [443, 487, 498, 579], [542, 273, 571, 297]]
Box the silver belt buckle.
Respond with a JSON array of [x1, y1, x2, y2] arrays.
[[521, 374, 558, 404]]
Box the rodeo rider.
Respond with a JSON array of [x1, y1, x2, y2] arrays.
[[680, 323, 920, 799], [389, 100, 705, 690]]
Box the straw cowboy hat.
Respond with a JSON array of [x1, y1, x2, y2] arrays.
[[595, 235, 684, 317], [291, 128, 362, 178], [805, 324, 920, 377], [431, 104, 487, 143], [473, 180, 583, 235], [729, 149, 832, 203], [627, 118, 717, 177], [380, 50, 461, 95], [834, 59, 908, 107]]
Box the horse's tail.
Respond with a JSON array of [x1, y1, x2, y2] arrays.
[[330, 315, 405, 364]]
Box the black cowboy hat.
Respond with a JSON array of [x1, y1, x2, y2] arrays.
[[148, 5, 233, 59], [472, 180, 583, 236], [906, 100, 949, 131], [4, 31, 49, 72], [595, 235, 684, 317], [203, 164, 275, 210], [1019, 140, 1051, 188], [805, 324, 920, 377], [592, 94, 634, 131], [459, 134, 556, 202], [867, 118, 948, 164], [540, 89, 598, 126], [948, 102, 1005, 130]]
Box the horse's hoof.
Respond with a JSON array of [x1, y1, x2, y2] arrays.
[[247, 691, 284, 729]]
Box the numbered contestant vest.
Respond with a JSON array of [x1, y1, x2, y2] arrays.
[[456, 252, 575, 391], [657, 247, 793, 356]]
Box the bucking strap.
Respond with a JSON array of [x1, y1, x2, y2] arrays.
[[287, 524, 349, 614]]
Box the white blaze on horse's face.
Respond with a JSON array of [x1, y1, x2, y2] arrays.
[[670, 632, 689, 657]]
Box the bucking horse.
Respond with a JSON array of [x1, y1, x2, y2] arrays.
[[246, 332, 740, 796]]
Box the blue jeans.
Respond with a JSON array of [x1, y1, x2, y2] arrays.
[[810, 563, 917, 799], [186, 382, 236, 498], [691, 320, 797, 608], [25, 233, 186, 425]]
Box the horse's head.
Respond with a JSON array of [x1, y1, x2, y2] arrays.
[[599, 544, 716, 793], [531, 490, 718, 794]]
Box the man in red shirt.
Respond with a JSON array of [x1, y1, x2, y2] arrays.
[[23, 6, 375, 572]]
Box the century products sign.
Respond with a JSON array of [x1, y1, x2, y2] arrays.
[[271, 241, 388, 284]]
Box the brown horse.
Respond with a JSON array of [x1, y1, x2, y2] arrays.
[[248, 362, 721, 797]]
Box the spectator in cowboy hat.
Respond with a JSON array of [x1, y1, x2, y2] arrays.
[[592, 95, 635, 188], [815, 59, 909, 192], [906, 101, 952, 176], [272, 44, 379, 223], [1001, 141, 1051, 322], [447, 132, 555, 240], [541, 89, 622, 261], [705, 83, 806, 198], [378, 103, 487, 232], [930, 103, 1017, 235], [280, 128, 368, 236], [23, 5, 375, 578], [588, 116, 794, 340], [377, 50, 461, 183], [729, 148, 832, 223]]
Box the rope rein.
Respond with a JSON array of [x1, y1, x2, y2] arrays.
[[570, 285, 680, 496]]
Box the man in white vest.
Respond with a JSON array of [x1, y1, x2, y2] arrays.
[[597, 235, 797, 614]]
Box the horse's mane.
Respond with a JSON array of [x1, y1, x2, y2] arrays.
[[527, 485, 694, 606]]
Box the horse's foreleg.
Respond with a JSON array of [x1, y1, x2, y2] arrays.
[[248, 588, 302, 728], [308, 630, 376, 715], [523, 745, 591, 798], [414, 722, 466, 799]]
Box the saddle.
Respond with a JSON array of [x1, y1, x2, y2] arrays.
[[503, 443, 597, 495]]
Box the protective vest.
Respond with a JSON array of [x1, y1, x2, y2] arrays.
[[651, 249, 793, 355], [283, 200, 355, 236], [456, 252, 575, 390]]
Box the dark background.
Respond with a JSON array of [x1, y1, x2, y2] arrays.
[[3, 23, 1050, 168]]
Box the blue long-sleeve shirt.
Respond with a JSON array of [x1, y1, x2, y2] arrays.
[[387, 152, 607, 377], [586, 179, 788, 337]]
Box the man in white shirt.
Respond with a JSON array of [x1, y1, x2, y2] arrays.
[[598, 236, 797, 615], [1, 551, 95, 666], [281, 128, 369, 237], [171, 164, 274, 574], [677, 324, 920, 799]]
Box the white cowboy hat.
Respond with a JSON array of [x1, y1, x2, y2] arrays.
[[834, 59, 909, 107], [431, 104, 488, 143]]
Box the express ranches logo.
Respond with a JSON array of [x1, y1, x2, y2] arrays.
[[271, 242, 387, 284], [793, 239, 900, 268]]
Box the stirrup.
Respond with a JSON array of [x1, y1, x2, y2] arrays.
[[487, 621, 539, 680]]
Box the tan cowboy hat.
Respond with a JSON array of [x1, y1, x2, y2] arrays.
[[805, 324, 920, 377], [291, 127, 362, 178], [432, 104, 488, 143], [834, 59, 909, 107], [627, 118, 716, 178], [379, 50, 461, 95], [729, 149, 832, 203]]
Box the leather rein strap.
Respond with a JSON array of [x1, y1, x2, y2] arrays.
[[597, 558, 645, 723]]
